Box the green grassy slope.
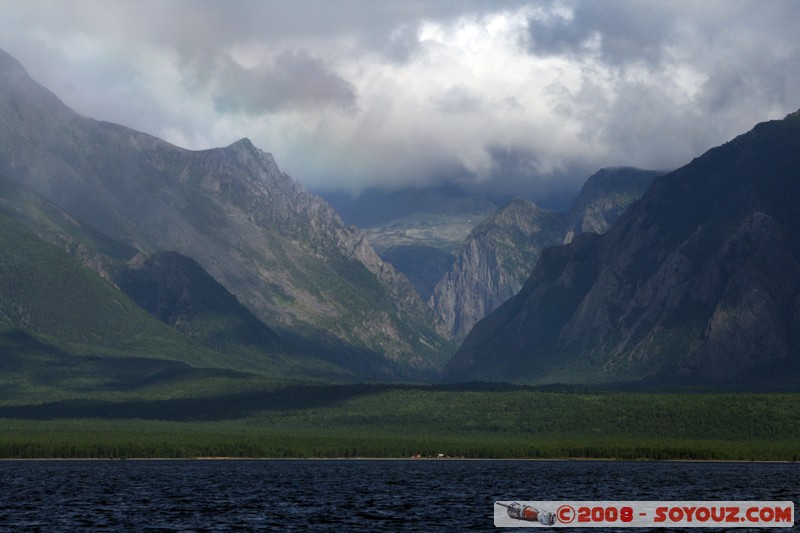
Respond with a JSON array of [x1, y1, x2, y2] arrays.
[[0, 323, 254, 405], [0, 213, 266, 402], [0, 213, 350, 401], [0, 213, 215, 361]]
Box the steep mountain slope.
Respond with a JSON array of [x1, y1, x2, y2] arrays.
[[111, 251, 290, 370], [0, 49, 450, 377], [377, 245, 455, 301], [430, 168, 656, 340], [0, 173, 138, 279], [448, 111, 800, 386]]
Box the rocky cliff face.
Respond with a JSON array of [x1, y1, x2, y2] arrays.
[[0, 48, 450, 378], [448, 111, 800, 387], [430, 199, 566, 339]]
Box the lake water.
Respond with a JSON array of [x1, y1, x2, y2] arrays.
[[0, 459, 796, 531]]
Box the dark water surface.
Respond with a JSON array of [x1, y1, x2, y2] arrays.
[[0, 459, 797, 531]]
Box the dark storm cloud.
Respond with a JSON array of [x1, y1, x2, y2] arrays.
[[522, 0, 800, 174], [487, 146, 540, 179], [699, 46, 800, 115], [526, 1, 675, 66]]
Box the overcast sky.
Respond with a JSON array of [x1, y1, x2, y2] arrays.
[[2, 0, 799, 202]]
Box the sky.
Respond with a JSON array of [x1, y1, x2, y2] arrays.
[[2, 0, 799, 203]]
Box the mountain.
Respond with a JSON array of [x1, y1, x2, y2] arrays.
[[448, 111, 800, 387], [0, 48, 451, 378], [0, 173, 138, 278], [429, 168, 656, 340], [322, 185, 498, 300], [112, 252, 281, 364]]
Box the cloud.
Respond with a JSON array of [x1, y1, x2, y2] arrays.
[[377, 24, 424, 65], [526, 1, 677, 66], [432, 86, 484, 115], [209, 50, 357, 114], [1, 1, 799, 202]]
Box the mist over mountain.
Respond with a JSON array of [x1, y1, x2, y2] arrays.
[[0, 208, 221, 371], [0, 48, 451, 379], [321, 185, 498, 300], [448, 111, 800, 387], [321, 168, 655, 338]]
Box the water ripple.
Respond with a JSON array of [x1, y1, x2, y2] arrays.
[[0, 459, 796, 531]]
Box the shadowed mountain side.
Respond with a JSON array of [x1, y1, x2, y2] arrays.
[[429, 168, 658, 340], [0, 213, 223, 367], [447, 111, 800, 386], [113, 251, 283, 354], [0, 327, 249, 400], [377, 245, 455, 300]]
